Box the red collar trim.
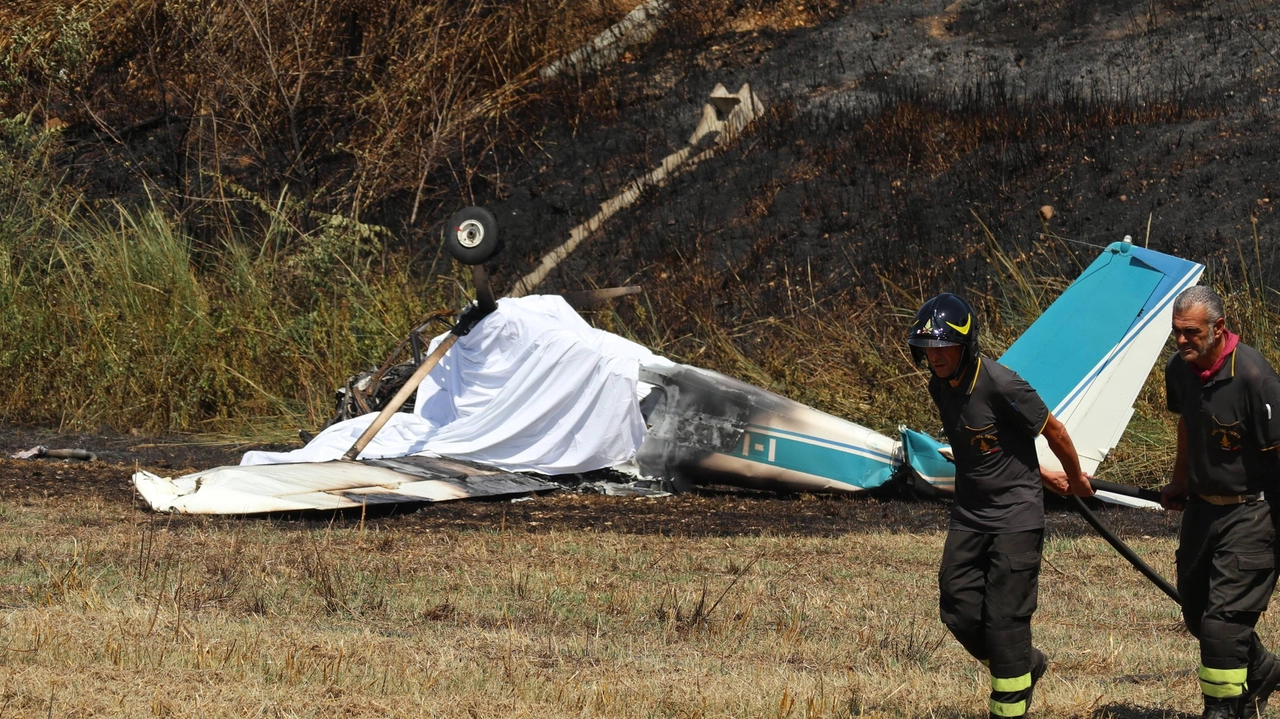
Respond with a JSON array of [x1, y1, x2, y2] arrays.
[[1198, 331, 1239, 384]]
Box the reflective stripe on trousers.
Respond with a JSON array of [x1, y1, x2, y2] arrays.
[[1200, 664, 1248, 698], [989, 671, 1032, 717]]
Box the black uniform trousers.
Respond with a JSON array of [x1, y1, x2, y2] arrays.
[[1178, 497, 1278, 698], [940, 529, 1043, 716]]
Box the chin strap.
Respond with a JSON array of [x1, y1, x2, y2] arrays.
[[942, 350, 973, 382]]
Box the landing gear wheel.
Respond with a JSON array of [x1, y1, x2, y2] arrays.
[[444, 206, 501, 265]]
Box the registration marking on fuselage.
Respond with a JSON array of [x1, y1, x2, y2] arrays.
[[745, 425, 895, 463], [726, 424, 898, 489], [742, 433, 777, 461]]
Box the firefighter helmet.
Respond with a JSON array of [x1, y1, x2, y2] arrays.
[[906, 293, 980, 379]]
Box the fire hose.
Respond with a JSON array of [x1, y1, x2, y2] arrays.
[[1072, 478, 1180, 603]]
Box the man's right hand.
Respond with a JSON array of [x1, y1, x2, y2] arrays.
[[1041, 469, 1067, 495], [1067, 473, 1094, 497], [1159, 482, 1186, 511]]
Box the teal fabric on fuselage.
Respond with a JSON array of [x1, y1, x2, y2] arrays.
[[901, 428, 956, 483]]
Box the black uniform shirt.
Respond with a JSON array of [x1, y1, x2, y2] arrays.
[[1165, 342, 1280, 495], [929, 357, 1050, 533]]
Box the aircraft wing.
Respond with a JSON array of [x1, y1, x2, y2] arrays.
[[133, 456, 557, 514]]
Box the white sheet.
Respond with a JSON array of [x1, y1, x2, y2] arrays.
[[241, 295, 672, 474]]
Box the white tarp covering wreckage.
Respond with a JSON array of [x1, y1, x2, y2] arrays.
[[133, 238, 1203, 515]]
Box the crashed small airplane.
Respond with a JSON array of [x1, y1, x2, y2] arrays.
[[134, 208, 1202, 515]]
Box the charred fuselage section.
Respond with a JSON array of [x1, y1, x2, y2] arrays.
[[635, 364, 754, 488], [636, 363, 901, 493]]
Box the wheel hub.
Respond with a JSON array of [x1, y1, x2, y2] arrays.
[[456, 220, 485, 248]]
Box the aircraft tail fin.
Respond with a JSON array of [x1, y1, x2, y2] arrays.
[[998, 241, 1204, 475]]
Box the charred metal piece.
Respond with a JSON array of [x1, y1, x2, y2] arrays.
[[9, 446, 97, 461], [361, 456, 554, 497], [469, 265, 498, 315], [410, 332, 423, 365], [560, 286, 643, 309]]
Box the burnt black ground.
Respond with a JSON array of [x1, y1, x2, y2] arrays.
[[473, 0, 1278, 316]]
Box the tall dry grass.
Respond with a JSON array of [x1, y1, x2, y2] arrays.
[[0, 0, 844, 435], [0, 0, 823, 237], [1, 0, 633, 432], [0, 115, 478, 433]]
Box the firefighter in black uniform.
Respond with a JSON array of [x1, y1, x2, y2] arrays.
[[1159, 286, 1280, 719], [908, 293, 1093, 719]]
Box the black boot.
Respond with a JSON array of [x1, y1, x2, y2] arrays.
[[988, 651, 1048, 718], [1240, 655, 1280, 719], [1026, 649, 1048, 712], [1201, 696, 1238, 719]]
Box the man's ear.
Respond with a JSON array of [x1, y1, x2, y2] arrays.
[[1213, 315, 1226, 338]]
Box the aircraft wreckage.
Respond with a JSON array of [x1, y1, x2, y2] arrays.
[[133, 201, 1203, 516]]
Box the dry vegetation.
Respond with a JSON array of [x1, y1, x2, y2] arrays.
[[0, 0, 609, 219], [0, 484, 1219, 718], [2, 0, 611, 434], [2, 2, 1278, 716], [0, 0, 848, 436]]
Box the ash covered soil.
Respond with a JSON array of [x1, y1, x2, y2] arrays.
[[0, 428, 1179, 540], [479, 0, 1279, 313]]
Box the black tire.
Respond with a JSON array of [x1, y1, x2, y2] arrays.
[[443, 206, 501, 265]]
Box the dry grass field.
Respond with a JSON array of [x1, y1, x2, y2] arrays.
[[0, 457, 1235, 718]]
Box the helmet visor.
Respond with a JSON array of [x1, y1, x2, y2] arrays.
[[906, 337, 962, 348]]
